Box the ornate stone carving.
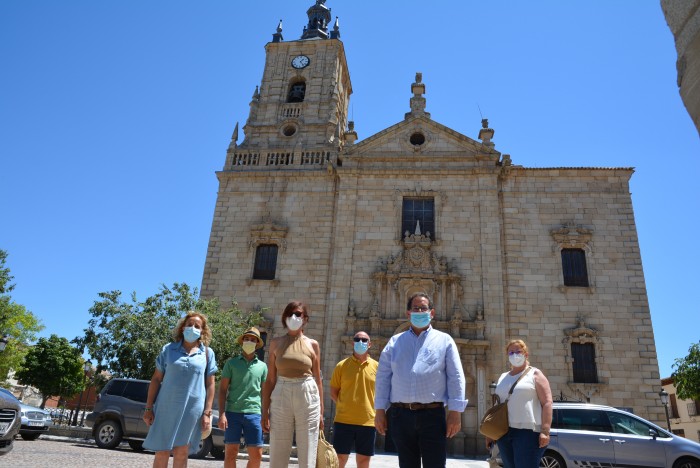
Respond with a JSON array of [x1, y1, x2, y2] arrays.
[[249, 218, 289, 251], [550, 222, 592, 249]]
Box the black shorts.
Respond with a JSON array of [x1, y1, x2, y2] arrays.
[[332, 422, 376, 456]]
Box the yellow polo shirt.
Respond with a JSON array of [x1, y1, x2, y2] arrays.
[[330, 355, 378, 427]]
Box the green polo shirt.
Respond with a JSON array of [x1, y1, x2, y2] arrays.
[[221, 354, 268, 414]]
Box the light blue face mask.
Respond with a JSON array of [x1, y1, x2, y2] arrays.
[[183, 326, 201, 343], [354, 341, 369, 355], [410, 312, 432, 329]]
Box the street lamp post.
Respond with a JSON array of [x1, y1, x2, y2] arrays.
[[489, 381, 498, 406], [659, 389, 671, 431], [72, 360, 92, 426], [79, 361, 92, 426]]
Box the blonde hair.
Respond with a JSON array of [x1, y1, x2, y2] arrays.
[[506, 339, 529, 357], [173, 311, 212, 345]]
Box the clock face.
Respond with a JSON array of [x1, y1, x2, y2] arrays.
[[291, 55, 310, 69]]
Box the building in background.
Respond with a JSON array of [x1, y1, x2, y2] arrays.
[[201, 0, 662, 456], [661, 377, 700, 442], [661, 0, 700, 136]]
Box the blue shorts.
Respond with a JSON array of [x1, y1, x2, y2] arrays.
[[224, 412, 263, 447], [332, 422, 376, 456]]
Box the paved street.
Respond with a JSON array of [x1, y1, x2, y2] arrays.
[[7, 436, 490, 467]]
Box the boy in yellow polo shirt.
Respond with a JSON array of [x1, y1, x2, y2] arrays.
[[330, 331, 378, 468]]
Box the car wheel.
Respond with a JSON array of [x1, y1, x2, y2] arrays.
[[127, 440, 144, 452], [210, 445, 225, 460], [541, 450, 566, 468], [20, 434, 40, 441], [189, 436, 213, 459], [95, 420, 123, 449], [673, 458, 700, 468]]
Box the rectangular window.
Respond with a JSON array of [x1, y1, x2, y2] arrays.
[[253, 245, 278, 280], [561, 248, 589, 287], [687, 402, 697, 417], [671, 394, 680, 418], [402, 198, 435, 238], [571, 343, 598, 383]]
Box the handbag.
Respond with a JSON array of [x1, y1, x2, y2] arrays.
[[316, 430, 339, 468], [479, 367, 531, 441]]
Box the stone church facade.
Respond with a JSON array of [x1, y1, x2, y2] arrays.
[[201, 0, 662, 456]]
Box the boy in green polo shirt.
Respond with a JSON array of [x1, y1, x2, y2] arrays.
[[218, 327, 268, 468]]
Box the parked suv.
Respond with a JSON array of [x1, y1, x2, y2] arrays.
[[0, 388, 21, 456], [85, 378, 225, 459], [489, 402, 700, 468]]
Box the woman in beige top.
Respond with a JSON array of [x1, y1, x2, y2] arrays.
[[262, 301, 323, 468]]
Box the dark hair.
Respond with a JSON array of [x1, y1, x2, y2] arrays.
[[281, 301, 309, 329], [406, 293, 434, 311]]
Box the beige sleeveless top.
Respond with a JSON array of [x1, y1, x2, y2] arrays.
[[275, 334, 314, 378]]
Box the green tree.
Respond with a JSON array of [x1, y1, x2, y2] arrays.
[[0, 250, 44, 382], [15, 334, 85, 408], [672, 341, 700, 401], [74, 283, 262, 380]]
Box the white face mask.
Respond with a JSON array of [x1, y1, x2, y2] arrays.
[[241, 341, 257, 355], [286, 315, 304, 331], [509, 353, 526, 367]]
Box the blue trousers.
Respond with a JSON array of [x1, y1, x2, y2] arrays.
[[496, 427, 545, 468], [389, 407, 447, 468]]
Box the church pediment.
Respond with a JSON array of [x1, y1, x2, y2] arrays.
[[344, 116, 498, 164]]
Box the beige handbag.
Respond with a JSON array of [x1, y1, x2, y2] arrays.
[[316, 430, 339, 468], [479, 367, 531, 441]]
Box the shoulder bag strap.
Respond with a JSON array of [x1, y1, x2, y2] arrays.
[[503, 366, 531, 404]]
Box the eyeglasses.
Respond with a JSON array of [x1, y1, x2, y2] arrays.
[[508, 351, 523, 356], [353, 337, 369, 343], [410, 307, 431, 312]]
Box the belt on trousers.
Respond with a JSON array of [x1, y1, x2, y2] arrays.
[[391, 402, 444, 410]]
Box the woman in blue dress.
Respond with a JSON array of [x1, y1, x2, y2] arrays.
[[143, 311, 217, 468]]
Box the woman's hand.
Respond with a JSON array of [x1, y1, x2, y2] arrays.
[[143, 409, 154, 426], [485, 437, 494, 450], [319, 417, 324, 431], [202, 413, 212, 432]]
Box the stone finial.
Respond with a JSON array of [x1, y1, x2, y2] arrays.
[[406, 72, 430, 119], [344, 120, 357, 145], [252, 86, 260, 101], [272, 20, 284, 43], [478, 118, 494, 147], [330, 16, 341, 39]]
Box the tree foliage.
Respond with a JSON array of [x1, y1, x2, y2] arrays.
[[73, 283, 263, 380], [15, 334, 86, 408], [0, 249, 44, 383], [672, 341, 700, 401]]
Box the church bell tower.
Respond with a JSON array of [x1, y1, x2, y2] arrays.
[[225, 0, 352, 168]]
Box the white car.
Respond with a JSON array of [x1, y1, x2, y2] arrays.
[[0, 388, 51, 441]]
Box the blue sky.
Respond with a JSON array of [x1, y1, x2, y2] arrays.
[[1, 1, 698, 379]]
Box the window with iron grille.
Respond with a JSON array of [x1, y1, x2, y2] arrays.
[[253, 245, 278, 280], [688, 402, 697, 417], [402, 198, 434, 238], [571, 342, 598, 383], [561, 248, 589, 287]]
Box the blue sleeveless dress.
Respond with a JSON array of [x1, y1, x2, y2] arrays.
[[143, 341, 217, 453]]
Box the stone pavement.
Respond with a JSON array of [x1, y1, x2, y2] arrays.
[[28, 433, 489, 467]]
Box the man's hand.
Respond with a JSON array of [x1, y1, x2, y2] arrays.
[[218, 412, 227, 430], [374, 409, 387, 436], [446, 410, 461, 438], [262, 414, 270, 433]]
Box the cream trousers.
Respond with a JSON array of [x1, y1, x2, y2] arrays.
[[269, 376, 321, 468]]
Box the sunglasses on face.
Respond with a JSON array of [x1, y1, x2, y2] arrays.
[[353, 337, 369, 343], [289, 312, 305, 318]]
